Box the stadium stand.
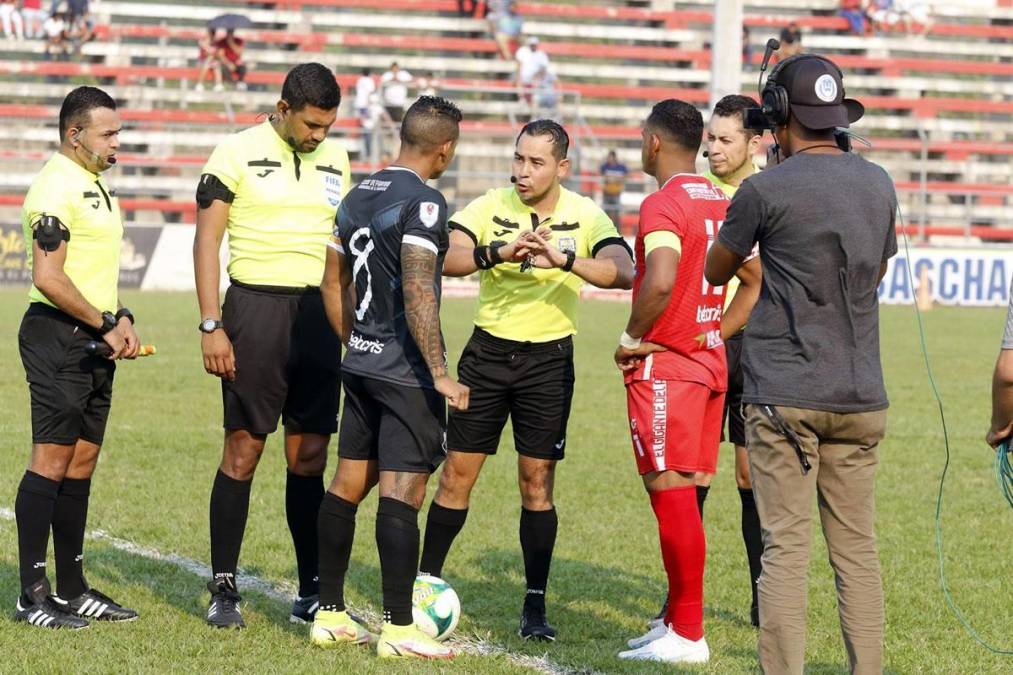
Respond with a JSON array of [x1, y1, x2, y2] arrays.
[[0, 0, 1011, 241]]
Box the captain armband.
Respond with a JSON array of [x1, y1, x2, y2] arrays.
[[195, 173, 236, 209], [32, 214, 70, 253]]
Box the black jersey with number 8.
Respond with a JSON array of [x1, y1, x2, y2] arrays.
[[334, 167, 449, 389]]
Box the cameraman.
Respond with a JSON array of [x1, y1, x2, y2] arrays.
[[705, 55, 897, 675]]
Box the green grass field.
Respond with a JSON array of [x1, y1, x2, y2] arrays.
[[0, 289, 1010, 674]]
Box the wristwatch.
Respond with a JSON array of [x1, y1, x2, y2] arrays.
[[199, 318, 223, 334], [98, 311, 118, 335], [115, 307, 134, 324]]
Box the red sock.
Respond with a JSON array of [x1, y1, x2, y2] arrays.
[[650, 485, 705, 641]]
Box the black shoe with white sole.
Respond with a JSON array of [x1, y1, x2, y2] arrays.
[[206, 579, 245, 629], [519, 601, 556, 642], [14, 578, 89, 630], [63, 588, 139, 622]]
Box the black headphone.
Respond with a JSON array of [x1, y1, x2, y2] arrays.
[[761, 54, 846, 128]]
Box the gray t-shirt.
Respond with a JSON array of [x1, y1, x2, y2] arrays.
[[718, 152, 898, 413], [1004, 278, 1013, 349]]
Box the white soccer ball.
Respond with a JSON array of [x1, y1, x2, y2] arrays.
[[412, 574, 461, 641]]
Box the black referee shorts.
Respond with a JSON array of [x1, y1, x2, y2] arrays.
[[221, 281, 341, 436], [337, 371, 447, 473], [722, 330, 746, 447], [448, 328, 574, 460], [19, 303, 115, 446]]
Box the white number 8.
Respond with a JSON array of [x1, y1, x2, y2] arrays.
[[349, 227, 374, 321]]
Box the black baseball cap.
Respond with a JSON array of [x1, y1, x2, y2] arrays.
[[780, 55, 864, 130]]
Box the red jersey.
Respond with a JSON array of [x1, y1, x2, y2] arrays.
[[626, 174, 729, 390]]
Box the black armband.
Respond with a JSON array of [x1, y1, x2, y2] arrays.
[[562, 249, 576, 272], [473, 244, 504, 270], [32, 215, 70, 252], [196, 173, 236, 209]]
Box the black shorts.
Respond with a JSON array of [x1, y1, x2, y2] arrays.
[[221, 281, 342, 436], [19, 303, 115, 446], [337, 371, 447, 473], [447, 328, 574, 460], [722, 330, 746, 447]]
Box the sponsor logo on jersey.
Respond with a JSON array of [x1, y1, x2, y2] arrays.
[[558, 236, 576, 253], [694, 329, 724, 350], [420, 202, 439, 228], [696, 305, 722, 323], [348, 332, 385, 354], [682, 182, 727, 201], [359, 178, 392, 192], [652, 379, 667, 458], [322, 173, 343, 207]]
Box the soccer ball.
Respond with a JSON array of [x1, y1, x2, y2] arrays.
[[412, 574, 460, 641]]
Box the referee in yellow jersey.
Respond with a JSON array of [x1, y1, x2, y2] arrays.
[[418, 120, 634, 641], [193, 63, 351, 629], [15, 86, 140, 629]]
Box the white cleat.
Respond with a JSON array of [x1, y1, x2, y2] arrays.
[[626, 621, 668, 649], [618, 625, 709, 664]]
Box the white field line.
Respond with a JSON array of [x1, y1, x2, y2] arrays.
[[0, 508, 593, 675]]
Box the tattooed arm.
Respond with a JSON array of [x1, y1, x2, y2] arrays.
[[400, 242, 470, 410]]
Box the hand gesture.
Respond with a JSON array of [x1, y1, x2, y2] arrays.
[[496, 230, 538, 263], [518, 227, 567, 269], [986, 423, 1013, 449], [201, 329, 236, 381], [118, 318, 140, 359], [101, 324, 127, 360], [435, 374, 470, 411], [614, 341, 667, 372]]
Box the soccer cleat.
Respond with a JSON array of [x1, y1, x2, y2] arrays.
[[376, 622, 455, 659], [310, 609, 377, 647], [14, 578, 88, 630], [63, 587, 138, 622], [618, 625, 709, 664], [647, 596, 668, 630], [206, 579, 245, 629], [626, 621, 667, 649], [519, 602, 557, 642], [290, 594, 320, 624]]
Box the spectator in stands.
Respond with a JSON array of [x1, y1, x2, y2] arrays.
[[493, 1, 523, 60], [361, 91, 393, 162], [515, 35, 550, 101], [532, 66, 559, 119], [778, 22, 802, 57], [457, 0, 479, 17], [66, 0, 95, 53], [1, 0, 24, 40], [599, 150, 628, 226], [217, 29, 247, 91], [380, 61, 413, 123], [742, 26, 753, 69], [43, 8, 68, 59], [416, 72, 440, 98], [354, 67, 375, 119], [21, 0, 45, 39], [839, 0, 870, 35], [894, 0, 932, 34], [867, 0, 900, 32], [195, 28, 224, 92]]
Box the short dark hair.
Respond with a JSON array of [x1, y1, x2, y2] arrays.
[[712, 94, 763, 138], [645, 99, 703, 153], [281, 63, 341, 111], [516, 119, 569, 160], [59, 86, 116, 141], [400, 96, 462, 151]]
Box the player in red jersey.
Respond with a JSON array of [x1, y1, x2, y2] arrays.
[[613, 99, 731, 665]]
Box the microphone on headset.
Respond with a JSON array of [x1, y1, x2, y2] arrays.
[[74, 132, 116, 165], [510, 175, 518, 184], [702, 150, 709, 158], [759, 38, 780, 77]]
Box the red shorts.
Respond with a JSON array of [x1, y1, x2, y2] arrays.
[[626, 379, 725, 475]]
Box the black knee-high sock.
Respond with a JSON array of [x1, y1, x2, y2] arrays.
[[739, 488, 763, 609], [375, 497, 419, 626], [52, 477, 91, 599], [286, 471, 324, 597], [696, 485, 710, 520], [317, 492, 357, 612], [520, 507, 557, 609], [419, 501, 468, 577], [209, 469, 253, 587], [15, 471, 60, 591]]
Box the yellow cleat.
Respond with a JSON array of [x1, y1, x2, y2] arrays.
[[310, 610, 377, 648], [376, 622, 455, 659]]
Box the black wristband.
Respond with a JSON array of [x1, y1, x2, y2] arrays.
[[98, 311, 118, 335], [562, 249, 576, 272], [489, 243, 504, 265], [473, 245, 497, 270], [115, 308, 134, 325]]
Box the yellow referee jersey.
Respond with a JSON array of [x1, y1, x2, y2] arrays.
[[202, 120, 352, 287], [451, 186, 624, 343], [704, 165, 758, 310], [22, 152, 122, 312]]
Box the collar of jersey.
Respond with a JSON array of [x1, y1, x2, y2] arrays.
[[507, 184, 572, 225], [386, 165, 424, 182], [52, 151, 100, 182]]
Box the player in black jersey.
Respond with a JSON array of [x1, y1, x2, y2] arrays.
[[312, 96, 469, 659]]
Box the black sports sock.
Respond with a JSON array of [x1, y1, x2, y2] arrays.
[[419, 501, 468, 577], [696, 485, 710, 520], [52, 477, 91, 599], [376, 497, 419, 626], [739, 488, 764, 610], [209, 469, 253, 588], [317, 492, 358, 611], [286, 471, 324, 597], [520, 506, 557, 609], [15, 471, 60, 591]]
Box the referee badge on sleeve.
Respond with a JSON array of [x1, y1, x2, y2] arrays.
[[420, 202, 439, 228]]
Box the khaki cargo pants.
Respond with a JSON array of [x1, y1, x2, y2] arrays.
[[744, 404, 888, 675]]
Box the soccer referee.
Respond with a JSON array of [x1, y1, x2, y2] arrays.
[[15, 86, 140, 629], [418, 119, 634, 641], [193, 63, 351, 629]]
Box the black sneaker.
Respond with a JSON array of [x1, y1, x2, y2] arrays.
[[64, 588, 139, 622], [519, 601, 556, 642], [14, 578, 88, 630], [206, 580, 244, 629], [289, 594, 319, 624]]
